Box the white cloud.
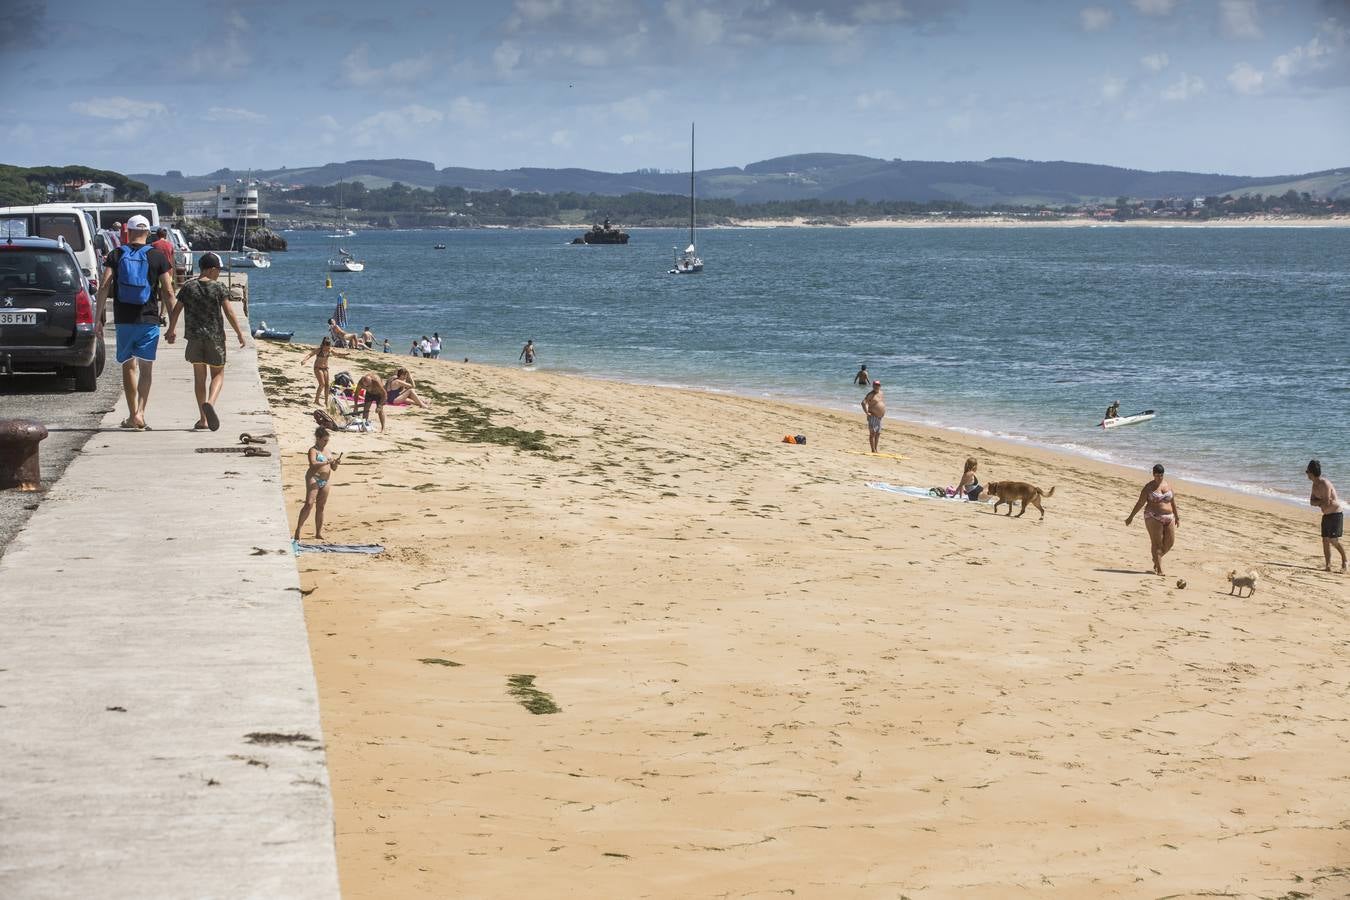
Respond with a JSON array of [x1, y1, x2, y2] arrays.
[[945, 112, 972, 133], [1219, 0, 1262, 39], [1080, 6, 1116, 31], [1227, 62, 1265, 94], [204, 106, 266, 124], [1140, 52, 1170, 72], [550, 129, 572, 147], [1272, 20, 1346, 79], [341, 44, 435, 88], [352, 104, 444, 147], [448, 97, 488, 128], [315, 114, 340, 131], [1161, 72, 1206, 100], [492, 41, 522, 75], [854, 89, 904, 112], [1100, 75, 1127, 101], [69, 96, 167, 119], [1131, 0, 1177, 15]]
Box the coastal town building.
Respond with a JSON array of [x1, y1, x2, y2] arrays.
[[183, 181, 267, 226]]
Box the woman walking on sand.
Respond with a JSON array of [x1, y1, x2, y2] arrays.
[[1125, 463, 1181, 576], [1306, 459, 1347, 572], [301, 338, 347, 407], [294, 426, 342, 542]]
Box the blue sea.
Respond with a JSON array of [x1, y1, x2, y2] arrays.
[[238, 226, 1350, 503]]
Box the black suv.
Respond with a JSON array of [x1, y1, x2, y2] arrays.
[[0, 236, 105, 391]]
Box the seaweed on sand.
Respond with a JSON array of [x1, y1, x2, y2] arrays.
[[507, 674, 561, 715]]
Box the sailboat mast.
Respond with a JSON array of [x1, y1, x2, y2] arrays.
[[689, 122, 696, 247]]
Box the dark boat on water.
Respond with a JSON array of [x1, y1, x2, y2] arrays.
[[572, 218, 629, 244]]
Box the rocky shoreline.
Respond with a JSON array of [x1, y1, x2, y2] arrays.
[[179, 219, 288, 252]]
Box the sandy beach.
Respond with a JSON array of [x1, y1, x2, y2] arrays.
[[258, 342, 1349, 898]]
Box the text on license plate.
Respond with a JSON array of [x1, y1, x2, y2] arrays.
[[0, 312, 37, 325]]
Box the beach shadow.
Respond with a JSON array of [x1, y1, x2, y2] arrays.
[[1262, 560, 1339, 572], [1093, 567, 1156, 576]]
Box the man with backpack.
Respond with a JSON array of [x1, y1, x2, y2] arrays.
[[95, 214, 176, 430]]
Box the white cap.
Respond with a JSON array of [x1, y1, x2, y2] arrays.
[[126, 214, 151, 231]]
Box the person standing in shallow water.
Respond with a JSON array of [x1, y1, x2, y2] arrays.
[[519, 339, 536, 365], [1125, 463, 1181, 577], [861, 380, 884, 453], [1306, 459, 1347, 572], [854, 364, 870, 386]]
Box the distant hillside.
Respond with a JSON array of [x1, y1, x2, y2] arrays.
[[132, 156, 1350, 206]]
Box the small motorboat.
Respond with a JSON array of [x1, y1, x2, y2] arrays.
[[252, 324, 294, 342], [433, 243, 447, 250], [328, 250, 365, 272], [1101, 409, 1156, 429]]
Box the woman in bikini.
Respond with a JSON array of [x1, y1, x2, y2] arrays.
[[384, 367, 429, 408], [294, 426, 342, 542], [1125, 463, 1181, 576], [300, 338, 347, 406]]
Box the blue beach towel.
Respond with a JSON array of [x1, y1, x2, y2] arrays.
[[293, 542, 385, 555], [866, 482, 988, 502]]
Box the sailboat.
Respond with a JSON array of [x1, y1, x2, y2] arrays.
[[327, 181, 365, 272], [669, 122, 704, 275]]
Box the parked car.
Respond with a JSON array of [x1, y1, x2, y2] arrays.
[[0, 235, 104, 391], [0, 204, 101, 293], [168, 226, 193, 276]]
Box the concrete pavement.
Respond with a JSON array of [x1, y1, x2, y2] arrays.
[[0, 328, 121, 556], [0, 322, 340, 898]]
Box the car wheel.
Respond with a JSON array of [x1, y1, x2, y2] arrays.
[[73, 360, 98, 392], [95, 337, 106, 376]]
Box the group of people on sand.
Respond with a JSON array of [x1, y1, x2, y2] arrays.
[[95, 215, 248, 432], [852, 364, 1346, 577]]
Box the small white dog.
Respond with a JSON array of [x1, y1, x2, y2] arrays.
[[1226, 570, 1258, 598]]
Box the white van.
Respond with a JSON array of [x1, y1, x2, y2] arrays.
[[72, 201, 160, 232], [0, 204, 101, 289]]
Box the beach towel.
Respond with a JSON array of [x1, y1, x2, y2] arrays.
[[293, 542, 385, 555], [866, 482, 987, 502]]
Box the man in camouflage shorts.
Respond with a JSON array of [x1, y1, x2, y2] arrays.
[[166, 252, 247, 431]]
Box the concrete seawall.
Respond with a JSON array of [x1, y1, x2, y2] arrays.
[[0, 323, 340, 897]]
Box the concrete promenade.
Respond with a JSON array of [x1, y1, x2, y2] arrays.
[[0, 321, 340, 897]]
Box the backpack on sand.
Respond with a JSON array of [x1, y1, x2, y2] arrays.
[[117, 245, 153, 304]]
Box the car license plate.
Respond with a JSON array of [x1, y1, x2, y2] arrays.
[[0, 312, 37, 325]]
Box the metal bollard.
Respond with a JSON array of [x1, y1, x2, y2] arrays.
[[0, 419, 49, 492]]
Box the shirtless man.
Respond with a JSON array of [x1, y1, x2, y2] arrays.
[[1307, 459, 1346, 572], [861, 380, 885, 453], [356, 373, 388, 431], [519, 339, 536, 365], [327, 318, 357, 348], [854, 364, 870, 386]]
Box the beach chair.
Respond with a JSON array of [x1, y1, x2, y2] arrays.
[[327, 387, 372, 432]]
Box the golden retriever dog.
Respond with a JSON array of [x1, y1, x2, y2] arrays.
[[986, 481, 1056, 519], [1227, 570, 1258, 597]]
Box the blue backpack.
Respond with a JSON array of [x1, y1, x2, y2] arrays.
[[116, 244, 153, 304]]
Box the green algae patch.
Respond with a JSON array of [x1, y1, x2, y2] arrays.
[[508, 673, 562, 715], [419, 657, 462, 667]]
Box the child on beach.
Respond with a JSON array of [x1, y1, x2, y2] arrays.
[[294, 426, 342, 542], [1306, 459, 1347, 572], [954, 457, 983, 501]]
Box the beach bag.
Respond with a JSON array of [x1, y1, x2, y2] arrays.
[[116, 245, 153, 304], [334, 371, 353, 388]]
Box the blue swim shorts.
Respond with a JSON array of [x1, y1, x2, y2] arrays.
[[115, 323, 159, 364]]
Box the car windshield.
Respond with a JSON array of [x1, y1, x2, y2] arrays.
[[0, 250, 80, 293], [0, 214, 86, 251]]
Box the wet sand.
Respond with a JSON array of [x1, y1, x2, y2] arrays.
[[259, 342, 1350, 898]]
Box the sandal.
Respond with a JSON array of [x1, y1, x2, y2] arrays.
[[202, 402, 220, 432], [119, 418, 145, 431], [193, 422, 209, 430]]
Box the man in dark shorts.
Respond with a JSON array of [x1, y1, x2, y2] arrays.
[[519, 339, 536, 365], [854, 364, 870, 386], [95, 214, 176, 430], [1306, 459, 1347, 572], [166, 252, 247, 431], [356, 373, 388, 431]]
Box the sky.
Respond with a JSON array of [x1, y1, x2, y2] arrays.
[[4, 0, 1348, 178]]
